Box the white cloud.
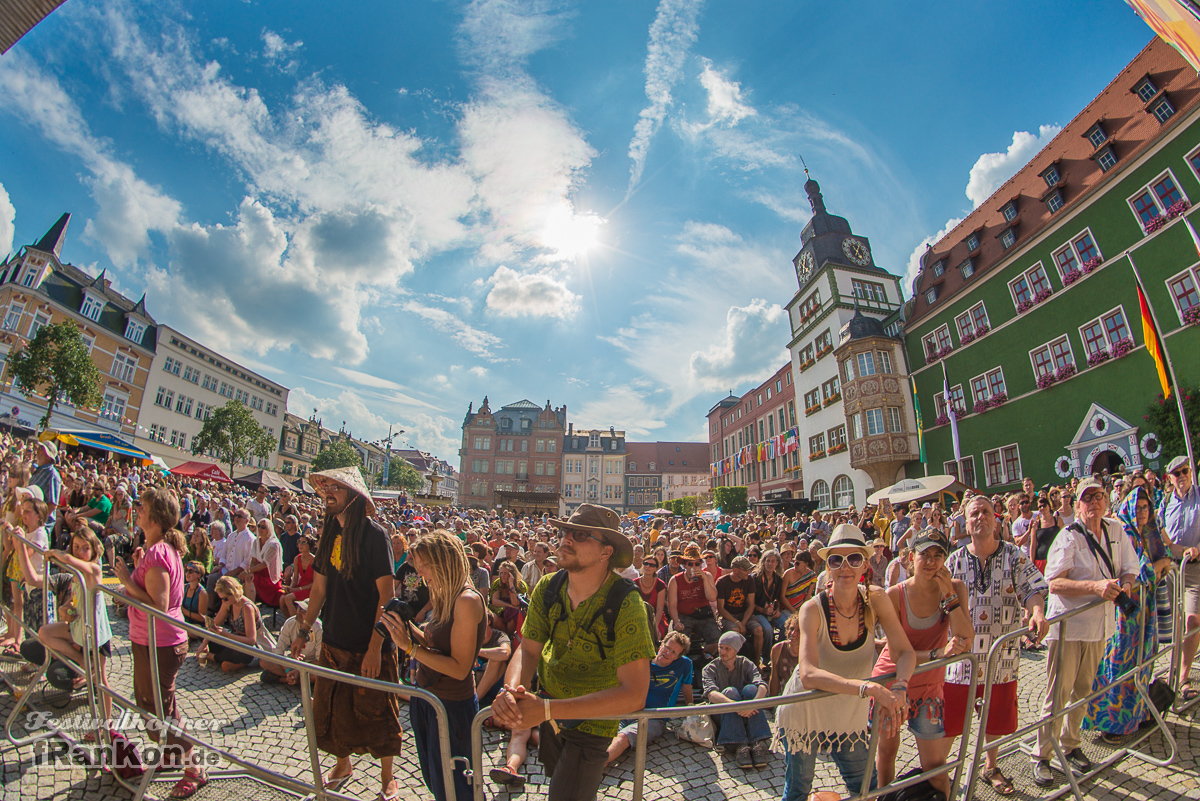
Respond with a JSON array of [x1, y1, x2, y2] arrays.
[[628, 0, 704, 191], [262, 30, 302, 62], [485, 265, 580, 318], [688, 299, 788, 390], [698, 58, 754, 125], [402, 300, 507, 361], [574, 385, 668, 439], [286, 385, 392, 442], [458, 0, 572, 74], [965, 125, 1061, 208], [0, 182, 14, 258], [902, 216, 964, 299]]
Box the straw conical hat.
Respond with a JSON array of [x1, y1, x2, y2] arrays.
[[310, 466, 376, 515]]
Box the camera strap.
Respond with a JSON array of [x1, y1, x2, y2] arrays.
[[1069, 522, 1116, 581]]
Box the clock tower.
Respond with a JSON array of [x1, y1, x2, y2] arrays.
[[783, 176, 911, 512]]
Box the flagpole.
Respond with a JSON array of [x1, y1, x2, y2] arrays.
[[940, 360, 962, 483], [1128, 251, 1196, 471]]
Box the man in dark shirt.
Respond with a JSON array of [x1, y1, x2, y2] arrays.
[[716, 556, 762, 661], [292, 467, 400, 799]]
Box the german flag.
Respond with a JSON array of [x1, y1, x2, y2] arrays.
[[1139, 283, 1172, 400]]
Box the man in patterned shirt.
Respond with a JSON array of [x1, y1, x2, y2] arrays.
[[942, 494, 1048, 795], [493, 503, 654, 801]]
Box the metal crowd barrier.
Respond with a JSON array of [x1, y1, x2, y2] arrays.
[[964, 565, 1189, 801], [0, 529, 461, 801], [468, 651, 982, 801]]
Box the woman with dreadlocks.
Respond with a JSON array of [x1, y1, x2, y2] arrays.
[[381, 529, 485, 801], [291, 467, 401, 800]]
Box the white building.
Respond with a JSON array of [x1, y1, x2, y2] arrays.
[[786, 180, 912, 509], [135, 326, 288, 473]]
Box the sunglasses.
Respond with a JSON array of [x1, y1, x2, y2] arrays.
[[826, 553, 866, 569], [565, 529, 602, 544], [684, 560, 701, 567], [1172, 467, 1191, 477], [643, 561, 658, 568], [1079, 493, 1104, 504]]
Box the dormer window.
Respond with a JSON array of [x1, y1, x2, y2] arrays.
[[21, 266, 40, 288], [965, 234, 980, 252], [124, 319, 146, 342], [1134, 76, 1158, 103], [1046, 191, 1065, 214], [80, 293, 105, 322], [1001, 228, 1018, 248], [1001, 201, 1017, 222], [959, 258, 975, 278], [925, 286, 938, 305], [933, 261, 945, 277], [1041, 165, 1061, 187], [1096, 145, 1117, 172], [1152, 97, 1176, 123], [1087, 123, 1107, 148]]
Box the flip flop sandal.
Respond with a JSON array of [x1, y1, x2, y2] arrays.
[[490, 766, 524, 787], [377, 780, 401, 801], [1180, 683, 1199, 702], [323, 771, 353, 792]]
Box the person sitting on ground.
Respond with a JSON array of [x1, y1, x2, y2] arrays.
[[242, 518, 283, 607], [180, 562, 209, 636], [782, 550, 818, 617], [667, 543, 720, 655], [198, 575, 275, 672], [185, 527, 214, 577], [768, 613, 801, 698], [261, 598, 322, 686], [474, 610, 512, 710], [717, 556, 763, 661], [489, 561, 528, 636], [702, 630, 771, 770], [606, 631, 694, 765]]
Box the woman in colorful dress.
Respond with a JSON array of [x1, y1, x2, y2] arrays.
[[782, 551, 818, 615], [1083, 486, 1172, 743]]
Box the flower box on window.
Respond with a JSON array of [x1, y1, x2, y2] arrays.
[[1111, 338, 1134, 359], [1081, 257, 1102, 274], [1036, 373, 1058, 390], [1034, 288, 1053, 304], [933, 413, 950, 427], [1056, 363, 1077, 381], [817, 345, 834, 359], [1145, 215, 1167, 234], [1184, 306, 1200, 326], [1087, 349, 1111, 367], [935, 346, 954, 360], [822, 392, 842, 406], [1062, 268, 1083, 286], [960, 331, 976, 345], [805, 405, 821, 416], [1167, 200, 1191, 219], [827, 443, 847, 455], [1016, 299, 1034, 314], [800, 358, 816, 371], [809, 450, 826, 460]]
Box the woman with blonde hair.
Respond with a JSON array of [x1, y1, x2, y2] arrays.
[[198, 576, 274, 672], [381, 530, 485, 801], [0, 460, 31, 651]]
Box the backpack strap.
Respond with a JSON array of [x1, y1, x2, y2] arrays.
[[542, 570, 571, 640]]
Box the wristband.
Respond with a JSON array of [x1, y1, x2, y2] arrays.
[[858, 682, 869, 698], [543, 697, 552, 722], [930, 648, 938, 662]]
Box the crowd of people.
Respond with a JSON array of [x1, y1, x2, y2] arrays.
[[0, 426, 1197, 801]]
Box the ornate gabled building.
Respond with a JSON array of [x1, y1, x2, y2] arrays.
[[0, 213, 157, 439], [459, 397, 567, 512], [785, 181, 911, 509], [561, 424, 627, 512], [277, 412, 333, 477]]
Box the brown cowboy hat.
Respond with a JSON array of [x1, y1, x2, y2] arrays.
[[549, 503, 633, 569]]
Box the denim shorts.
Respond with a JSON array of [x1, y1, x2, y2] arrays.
[[907, 696, 945, 740]]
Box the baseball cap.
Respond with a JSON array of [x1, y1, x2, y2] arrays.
[[912, 530, 951, 555], [1076, 478, 1105, 500]]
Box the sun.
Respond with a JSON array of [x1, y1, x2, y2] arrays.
[[539, 203, 604, 261]]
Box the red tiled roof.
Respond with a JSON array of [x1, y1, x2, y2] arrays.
[[907, 36, 1200, 327]]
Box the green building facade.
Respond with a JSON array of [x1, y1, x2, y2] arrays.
[[904, 39, 1200, 490]]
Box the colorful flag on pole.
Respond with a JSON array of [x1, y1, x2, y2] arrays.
[[1125, 0, 1200, 72], [941, 361, 961, 465], [1186, 217, 1200, 260], [1138, 283, 1173, 399], [910, 376, 925, 464]]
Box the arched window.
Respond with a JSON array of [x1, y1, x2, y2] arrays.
[[811, 480, 831, 510], [833, 475, 855, 508]]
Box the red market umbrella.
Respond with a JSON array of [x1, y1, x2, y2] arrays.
[[170, 461, 233, 484]]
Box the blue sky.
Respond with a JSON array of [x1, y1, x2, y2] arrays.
[[0, 0, 1158, 463]]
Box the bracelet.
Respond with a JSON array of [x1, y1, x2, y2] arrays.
[[892, 682, 908, 692], [929, 648, 938, 662], [858, 682, 869, 698], [543, 697, 552, 722]]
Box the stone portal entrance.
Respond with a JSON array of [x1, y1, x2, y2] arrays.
[[1063, 403, 1140, 479]]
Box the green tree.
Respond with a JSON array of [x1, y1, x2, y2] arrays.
[[6, 322, 103, 430], [386, 457, 425, 493], [1143, 384, 1200, 467], [713, 486, 749, 515], [311, 439, 365, 474], [192, 400, 277, 478]]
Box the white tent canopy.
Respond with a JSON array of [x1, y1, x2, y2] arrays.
[[867, 474, 968, 506]]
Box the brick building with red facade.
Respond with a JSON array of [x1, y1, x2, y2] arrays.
[[458, 397, 566, 514]]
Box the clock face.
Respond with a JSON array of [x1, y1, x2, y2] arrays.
[[797, 251, 814, 283], [842, 237, 871, 266]]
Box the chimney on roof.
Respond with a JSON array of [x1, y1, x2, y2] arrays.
[[610, 426, 615, 436], [568, 423, 573, 436]]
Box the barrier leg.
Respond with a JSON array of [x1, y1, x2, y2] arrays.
[[299, 664, 328, 801], [632, 717, 648, 801]]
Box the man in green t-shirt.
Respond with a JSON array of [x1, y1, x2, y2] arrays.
[[493, 503, 653, 801], [59, 479, 113, 544]]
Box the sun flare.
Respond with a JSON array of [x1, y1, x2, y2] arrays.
[[539, 204, 605, 260]]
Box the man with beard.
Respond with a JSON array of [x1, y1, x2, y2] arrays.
[[291, 467, 400, 798], [492, 503, 653, 801]]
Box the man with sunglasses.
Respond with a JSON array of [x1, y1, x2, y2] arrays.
[[667, 544, 721, 656], [1163, 455, 1200, 702], [492, 503, 653, 801]]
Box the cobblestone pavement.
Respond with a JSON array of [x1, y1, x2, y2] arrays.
[[1, 603, 1197, 801]]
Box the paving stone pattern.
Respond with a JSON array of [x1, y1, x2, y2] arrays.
[[1, 605, 1198, 800]]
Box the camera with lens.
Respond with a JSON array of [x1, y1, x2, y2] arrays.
[[517, 594, 530, 611], [1114, 590, 1138, 618], [374, 598, 418, 638]]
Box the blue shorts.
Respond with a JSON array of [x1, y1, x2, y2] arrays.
[[907, 696, 945, 740]]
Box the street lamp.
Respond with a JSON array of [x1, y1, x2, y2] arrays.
[[380, 425, 404, 487]]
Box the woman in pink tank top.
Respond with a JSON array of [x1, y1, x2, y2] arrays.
[[872, 529, 973, 799]]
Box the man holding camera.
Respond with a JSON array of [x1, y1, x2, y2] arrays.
[[1033, 478, 1139, 786]]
